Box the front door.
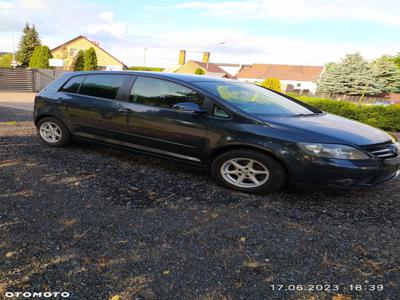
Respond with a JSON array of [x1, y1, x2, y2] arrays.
[[115, 76, 209, 162]]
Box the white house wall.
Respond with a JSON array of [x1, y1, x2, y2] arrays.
[[237, 77, 318, 94], [218, 66, 242, 77]]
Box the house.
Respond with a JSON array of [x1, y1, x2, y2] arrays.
[[386, 93, 400, 104], [214, 63, 248, 78], [51, 35, 127, 71], [236, 64, 324, 94], [172, 50, 235, 79]]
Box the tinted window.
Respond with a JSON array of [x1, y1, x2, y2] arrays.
[[60, 76, 84, 94], [79, 75, 126, 99], [130, 77, 204, 108]]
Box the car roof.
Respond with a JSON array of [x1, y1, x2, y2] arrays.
[[65, 71, 238, 84]]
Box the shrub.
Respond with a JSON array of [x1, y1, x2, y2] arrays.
[[260, 78, 281, 92], [0, 53, 13, 68], [294, 96, 400, 132], [194, 68, 205, 75], [29, 45, 52, 68], [128, 66, 164, 72], [73, 50, 85, 71], [84, 47, 98, 71]]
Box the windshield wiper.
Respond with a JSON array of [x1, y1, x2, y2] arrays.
[[294, 113, 317, 117]]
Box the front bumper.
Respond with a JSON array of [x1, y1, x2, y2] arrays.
[[288, 154, 400, 188]]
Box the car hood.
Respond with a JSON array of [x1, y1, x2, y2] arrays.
[[258, 113, 392, 146]]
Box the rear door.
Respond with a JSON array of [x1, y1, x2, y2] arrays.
[[56, 74, 129, 139], [115, 76, 209, 162]]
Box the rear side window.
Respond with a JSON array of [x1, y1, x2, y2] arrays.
[[130, 77, 204, 108], [79, 75, 126, 100], [60, 76, 84, 93]]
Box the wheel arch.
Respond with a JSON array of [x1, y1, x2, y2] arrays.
[[35, 114, 69, 128], [35, 114, 73, 135], [207, 144, 290, 177]]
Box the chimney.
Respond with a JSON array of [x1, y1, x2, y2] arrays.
[[202, 52, 210, 64], [178, 50, 186, 65]]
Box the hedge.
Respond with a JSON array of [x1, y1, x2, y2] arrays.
[[293, 96, 400, 132], [128, 66, 164, 72]]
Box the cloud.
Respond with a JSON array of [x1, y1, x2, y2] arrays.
[[0, 1, 13, 8], [87, 11, 128, 38], [173, 0, 400, 26], [110, 28, 400, 67], [0, 0, 398, 68], [0, 0, 109, 34]]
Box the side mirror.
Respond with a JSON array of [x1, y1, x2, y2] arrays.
[[172, 102, 207, 114]]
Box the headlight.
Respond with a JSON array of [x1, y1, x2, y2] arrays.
[[299, 143, 370, 160]]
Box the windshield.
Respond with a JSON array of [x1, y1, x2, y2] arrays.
[[194, 81, 316, 117]]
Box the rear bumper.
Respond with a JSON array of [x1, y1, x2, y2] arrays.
[[288, 155, 400, 188]]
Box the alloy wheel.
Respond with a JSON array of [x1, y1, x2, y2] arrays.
[[39, 121, 62, 144], [220, 158, 270, 188]]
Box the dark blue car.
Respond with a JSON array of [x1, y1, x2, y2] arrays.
[[33, 71, 400, 194]]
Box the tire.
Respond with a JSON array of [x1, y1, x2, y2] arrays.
[[37, 117, 71, 147], [211, 149, 287, 194]]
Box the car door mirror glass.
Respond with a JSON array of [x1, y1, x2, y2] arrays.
[[173, 102, 206, 113]]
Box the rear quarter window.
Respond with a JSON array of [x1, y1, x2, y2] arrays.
[[60, 76, 84, 94], [79, 74, 126, 100]]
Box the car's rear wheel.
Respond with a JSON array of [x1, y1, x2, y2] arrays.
[[211, 149, 287, 194], [37, 117, 70, 147]]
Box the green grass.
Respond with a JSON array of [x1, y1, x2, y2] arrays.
[[291, 95, 400, 132], [2, 121, 17, 126]]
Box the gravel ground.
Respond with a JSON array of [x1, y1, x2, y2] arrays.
[[1, 106, 399, 300]]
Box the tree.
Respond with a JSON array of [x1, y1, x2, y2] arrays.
[[371, 55, 400, 93], [73, 50, 85, 71], [84, 47, 98, 71], [393, 53, 400, 69], [194, 67, 205, 75], [29, 45, 52, 68], [0, 53, 13, 68], [37, 46, 52, 68], [260, 78, 281, 92], [17, 23, 41, 67], [317, 53, 381, 96], [29, 46, 41, 68]]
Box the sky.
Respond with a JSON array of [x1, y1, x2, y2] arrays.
[[0, 0, 400, 67]]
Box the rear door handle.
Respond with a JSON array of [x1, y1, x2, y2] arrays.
[[117, 108, 130, 114]]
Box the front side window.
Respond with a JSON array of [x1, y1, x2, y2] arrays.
[[130, 77, 204, 108], [79, 75, 126, 100], [60, 76, 84, 94], [194, 81, 317, 117]]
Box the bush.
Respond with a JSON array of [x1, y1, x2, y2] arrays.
[[194, 67, 205, 75], [73, 50, 85, 71], [294, 96, 400, 132], [84, 47, 98, 71], [260, 78, 281, 92], [0, 53, 13, 68], [29, 45, 52, 68], [128, 66, 164, 72]]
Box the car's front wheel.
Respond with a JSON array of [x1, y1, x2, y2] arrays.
[[37, 117, 70, 147], [211, 149, 287, 194]]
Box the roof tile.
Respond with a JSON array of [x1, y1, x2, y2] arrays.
[[237, 64, 323, 81]]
